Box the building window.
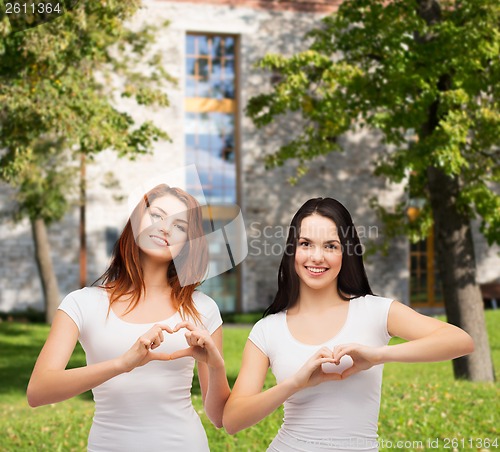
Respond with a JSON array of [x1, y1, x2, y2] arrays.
[[409, 227, 443, 307], [185, 34, 237, 204], [407, 171, 443, 307], [185, 33, 239, 312]]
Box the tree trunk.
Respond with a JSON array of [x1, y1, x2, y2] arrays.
[[31, 217, 60, 324], [415, 0, 494, 382], [427, 167, 494, 381]]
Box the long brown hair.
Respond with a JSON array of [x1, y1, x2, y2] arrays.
[[96, 184, 208, 323]]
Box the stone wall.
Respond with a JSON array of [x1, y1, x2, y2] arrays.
[[1, 0, 497, 314]]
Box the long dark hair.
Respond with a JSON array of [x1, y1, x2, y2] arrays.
[[264, 197, 373, 316], [96, 184, 208, 323]]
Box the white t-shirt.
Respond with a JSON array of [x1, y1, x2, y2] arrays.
[[58, 286, 222, 452], [248, 295, 394, 452]]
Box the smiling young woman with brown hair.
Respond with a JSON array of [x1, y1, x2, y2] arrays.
[[27, 184, 230, 451]]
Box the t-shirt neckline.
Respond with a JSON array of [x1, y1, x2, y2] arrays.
[[283, 298, 358, 347], [96, 286, 181, 326]]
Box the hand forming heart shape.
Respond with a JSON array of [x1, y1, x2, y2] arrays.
[[321, 354, 354, 374]]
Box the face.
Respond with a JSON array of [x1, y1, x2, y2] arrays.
[[294, 214, 343, 291], [136, 194, 189, 263]]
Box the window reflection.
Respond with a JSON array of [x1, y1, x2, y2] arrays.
[[185, 34, 238, 312], [185, 112, 236, 204], [185, 35, 235, 99]]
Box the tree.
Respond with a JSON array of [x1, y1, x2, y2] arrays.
[[247, 0, 499, 381], [0, 0, 172, 322]]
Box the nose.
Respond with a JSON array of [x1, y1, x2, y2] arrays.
[[310, 246, 324, 263], [158, 220, 172, 236]]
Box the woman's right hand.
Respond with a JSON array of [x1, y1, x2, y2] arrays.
[[289, 347, 341, 390], [118, 324, 173, 372]]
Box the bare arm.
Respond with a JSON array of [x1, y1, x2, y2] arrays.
[[222, 340, 338, 435], [332, 301, 475, 379], [382, 300, 474, 362], [27, 310, 172, 407], [196, 326, 231, 428]]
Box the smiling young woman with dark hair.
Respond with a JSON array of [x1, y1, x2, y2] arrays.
[[223, 197, 474, 452], [27, 184, 230, 451], [265, 197, 373, 317]]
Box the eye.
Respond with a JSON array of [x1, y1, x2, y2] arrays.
[[298, 241, 310, 247], [326, 244, 338, 250], [150, 212, 163, 221], [174, 223, 186, 232]]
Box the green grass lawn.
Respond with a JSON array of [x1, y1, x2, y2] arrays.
[[1, 311, 499, 451]]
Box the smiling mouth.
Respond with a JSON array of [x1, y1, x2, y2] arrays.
[[150, 235, 169, 247], [306, 266, 328, 274]]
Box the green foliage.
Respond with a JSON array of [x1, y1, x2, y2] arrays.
[[1, 311, 499, 450], [247, 0, 500, 244], [0, 0, 173, 223]]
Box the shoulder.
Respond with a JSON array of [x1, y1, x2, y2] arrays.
[[352, 294, 394, 309], [248, 312, 284, 356], [192, 290, 220, 315], [349, 295, 395, 343], [251, 311, 284, 332], [192, 290, 222, 332], [59, 286, 107, 309], [58, 286, 107, 332]]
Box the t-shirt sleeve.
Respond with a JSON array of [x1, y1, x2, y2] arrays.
[[58, 291, 85, 333], [377, 296, 395, 343], [194, 292, 223, 334], [248, 318, 269, 357]]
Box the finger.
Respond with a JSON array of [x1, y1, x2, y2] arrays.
[[312, 357, 336, 371], [148, 352, 171, 361], [169, 347, 194, 360], [139, 337, 152, 350], [150, 337, 160, 349], [161, 324, 174, 334], [199, 335, 217, 352], [318, 346, 333, 356], [340, 366, 360, 380], [315, 348, 334, 360], [151, 334, 166, 349], [333, 344, 351, 363], [322, 372, 342, 382], [153, 323, 174, 334], [152, 330, 164, 347], [188, 329, 206, 341], [184, 331, 196, 346], [186, 331, 208, 348], [173, 321, 197, 332], [317, 357, 336, 366]]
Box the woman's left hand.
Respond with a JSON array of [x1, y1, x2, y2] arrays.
[[332, 343, 384, 379], [168, 321, 224, 369]]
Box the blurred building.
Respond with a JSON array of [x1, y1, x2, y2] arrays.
[[0, 0, 498, 314]]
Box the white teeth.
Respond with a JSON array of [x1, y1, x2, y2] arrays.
[[307, 267, 327, 273], [150, 236, 168, 246]]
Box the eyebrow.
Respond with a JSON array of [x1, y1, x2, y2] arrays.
[[150, 206, 188, 224], [299, 236, 341, 244]]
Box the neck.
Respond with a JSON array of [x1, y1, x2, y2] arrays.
[[295, 282, 345, 312], [140, 257, 171, 293]]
